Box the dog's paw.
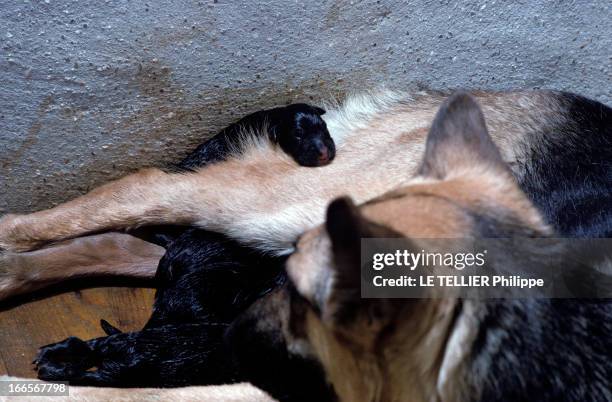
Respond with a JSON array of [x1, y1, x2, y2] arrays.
[[0, 214, 45, 252], [0, 214, 27, 252], [34, 337, 96, 381], [0, 252, 24, 301], [0, 214, 16, 250]]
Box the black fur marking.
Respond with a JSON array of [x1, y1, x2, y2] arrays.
[[472, 300, 612, 402], [454, 93, 612, 401], [520, 93, 612, 237]]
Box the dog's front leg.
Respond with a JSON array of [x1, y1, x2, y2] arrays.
[[0, 168, 205, 252]]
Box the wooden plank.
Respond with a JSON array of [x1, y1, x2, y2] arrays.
[[0, 286, 154, 378]]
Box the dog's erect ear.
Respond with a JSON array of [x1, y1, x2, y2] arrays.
[[324, 197, 367, 325], [326, 197, 363, 270], [419, 92, 507, 178], [324, 197, 399, 326]]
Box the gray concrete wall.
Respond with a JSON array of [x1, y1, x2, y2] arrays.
[[1, 0, 610, 213]]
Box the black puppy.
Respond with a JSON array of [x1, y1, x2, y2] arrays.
[[181, 103, 335, 169], [34, 104, 335, 401], [34, 231, 280, 387]]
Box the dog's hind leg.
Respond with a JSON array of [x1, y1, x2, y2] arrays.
[[0, 232, 164, 301]]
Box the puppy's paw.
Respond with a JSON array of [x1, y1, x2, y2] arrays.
[[34, 337, 96, 381]]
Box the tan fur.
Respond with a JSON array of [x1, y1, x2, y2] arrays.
[[473, 90, 569, 175], [288, 167, 547, 307], [0, 376, 277, 402], [435, 300, 482, 402], [301, 309, 383, 402], [0, 232, 164, 300], [294, 299, 461, 402]]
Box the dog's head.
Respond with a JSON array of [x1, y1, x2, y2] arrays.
[[230, 93, 551, 402]]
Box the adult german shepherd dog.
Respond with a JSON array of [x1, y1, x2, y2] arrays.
[[1, 90, 610, 402]]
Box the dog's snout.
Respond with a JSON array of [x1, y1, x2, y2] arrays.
[[317, 141, 329, 160]]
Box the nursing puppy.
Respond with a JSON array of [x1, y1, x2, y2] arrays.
[[180, 102, 335, 169], [229, 93, 612, 402]]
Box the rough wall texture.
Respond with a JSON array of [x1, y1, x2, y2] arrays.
[[1, 0, 610, 213]]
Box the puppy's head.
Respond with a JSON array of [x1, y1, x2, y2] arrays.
[[233, 93, 551, 402], [276, 104, 336, 167]]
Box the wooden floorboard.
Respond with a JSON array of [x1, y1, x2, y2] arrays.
[[0, 286, 154, 378]]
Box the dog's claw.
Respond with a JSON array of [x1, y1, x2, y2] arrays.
[[100, 319, 122, 335]]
